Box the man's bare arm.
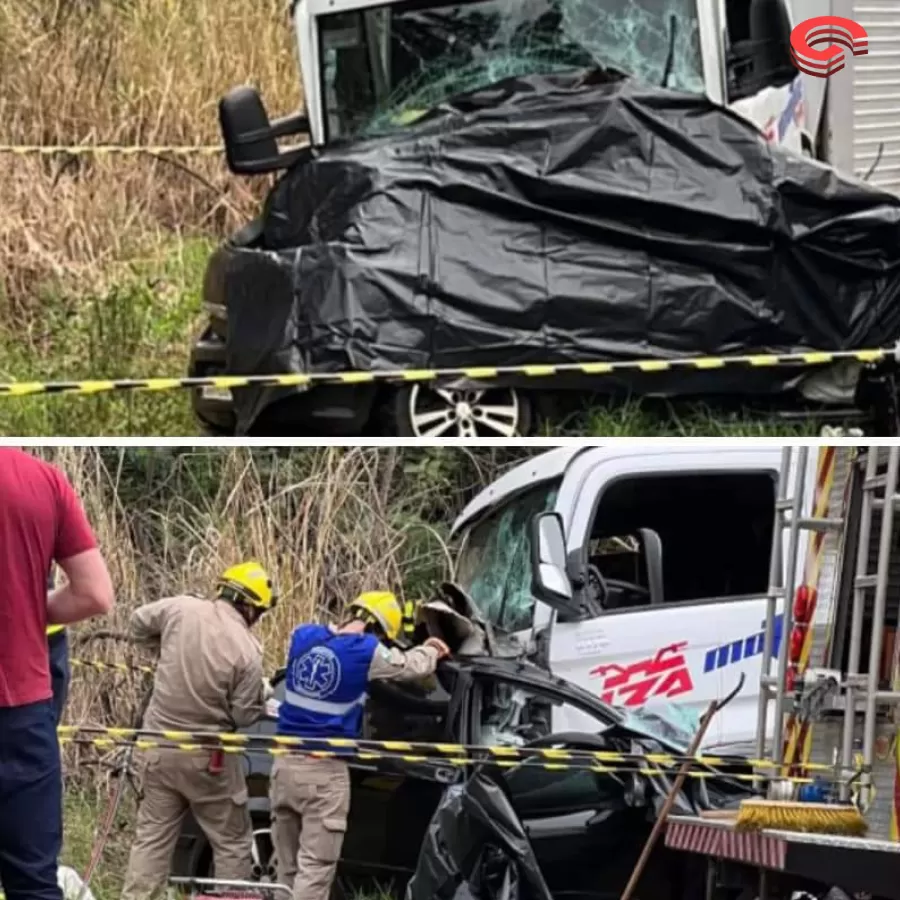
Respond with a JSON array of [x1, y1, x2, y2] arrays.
[[47, 548, 115, 625]]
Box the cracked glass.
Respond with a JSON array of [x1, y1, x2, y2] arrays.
[[454, 480, 561, 634], [318, 0, 704, 142]]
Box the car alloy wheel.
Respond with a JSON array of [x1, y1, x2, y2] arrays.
[[402, 384, 531, 437]]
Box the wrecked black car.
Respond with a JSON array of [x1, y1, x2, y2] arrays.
[[171, 587, 754, 898], [189, 53, 900, 437]]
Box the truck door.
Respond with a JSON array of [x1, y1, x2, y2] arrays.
[[715, 0, 811, 153], [540, 451, 784, 750]]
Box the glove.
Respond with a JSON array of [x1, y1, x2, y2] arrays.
[[423, 637, 451, 660], [262, 677, 275, 701]]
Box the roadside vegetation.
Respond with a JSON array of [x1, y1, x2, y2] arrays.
[[1, 1, 828, 436], [41, 446, 532, 897]]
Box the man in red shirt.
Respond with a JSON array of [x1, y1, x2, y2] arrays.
[[0, 448, 115, 900]]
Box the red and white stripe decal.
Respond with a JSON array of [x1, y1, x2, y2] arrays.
[[665, 821, 787, 870]]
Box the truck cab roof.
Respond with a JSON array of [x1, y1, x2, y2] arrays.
[[451, 443, 787, 537]]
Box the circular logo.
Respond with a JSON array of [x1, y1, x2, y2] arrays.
[[291, 646, 341, 699]]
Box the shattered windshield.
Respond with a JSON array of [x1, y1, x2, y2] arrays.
[[318, 0, 705, 141], [620, 703, 696, 749], [455, 480, 561, 634]]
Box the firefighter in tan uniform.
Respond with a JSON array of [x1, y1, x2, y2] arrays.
[[120, 562, 276, 900], [270, 591, 449, 900]]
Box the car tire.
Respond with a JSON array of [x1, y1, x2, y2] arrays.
[[383, 384, 533, 438]]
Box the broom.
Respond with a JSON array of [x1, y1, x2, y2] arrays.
[[734, 798, 867, 836]]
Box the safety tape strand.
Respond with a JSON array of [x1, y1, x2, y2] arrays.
[[0, 348, 892, 399], [0, 145, 223, 157], [56, 725, 841, 774], [71, 658, 156, 676], [58, 735, 827, 784]]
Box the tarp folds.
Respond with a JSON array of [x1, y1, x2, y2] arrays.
[[404, 773, 555, 900], [225, 70, 900, 428]]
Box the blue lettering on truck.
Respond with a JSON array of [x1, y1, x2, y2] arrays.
[[703, 615, 784, 674]]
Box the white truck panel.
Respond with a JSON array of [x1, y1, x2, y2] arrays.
[[851, 0, 900, 193]]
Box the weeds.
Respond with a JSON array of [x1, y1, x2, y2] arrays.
[[40, 446, 530, 719]]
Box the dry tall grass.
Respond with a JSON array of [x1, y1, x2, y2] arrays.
[[0, 0, 301, 305], [33, 446, 526, 733]]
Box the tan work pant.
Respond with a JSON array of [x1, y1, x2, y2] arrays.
[[269, 756, 351, 900], [121, 748, 254, 900]]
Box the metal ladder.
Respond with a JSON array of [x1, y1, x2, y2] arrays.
[[753, 446, 846, 777], [838, 447, 900, 805]]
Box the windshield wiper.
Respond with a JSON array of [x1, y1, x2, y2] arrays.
[[661, 13, 678, 88]]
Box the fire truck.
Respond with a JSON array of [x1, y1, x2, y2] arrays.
[[657, 446, 900, 900]]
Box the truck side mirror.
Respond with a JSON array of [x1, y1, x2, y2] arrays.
[[530, 512, 574, 608], [636, 528, 664, 605], [219, 86, 311, 175]]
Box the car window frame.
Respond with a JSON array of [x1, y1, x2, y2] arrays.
[[465, 670, 631, 819]]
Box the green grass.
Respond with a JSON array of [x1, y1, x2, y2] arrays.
[[0, 239, 835, 437], [542, 400, 821, 437], [62, 786, 139, 900], [0, 239, 211, 437]]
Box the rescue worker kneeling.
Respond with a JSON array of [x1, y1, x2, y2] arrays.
[[121, 563, 276, 900], [271, 591, 450, 900]]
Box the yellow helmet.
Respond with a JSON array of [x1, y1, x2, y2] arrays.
[[217, 561, 276, 611], [348, 591, 402, 641]]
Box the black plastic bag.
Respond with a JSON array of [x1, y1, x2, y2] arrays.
[[224, 70, 900, 431], [405, 772, 554, 900]]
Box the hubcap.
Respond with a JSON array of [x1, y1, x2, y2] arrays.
[[408, 386, 522, 437]]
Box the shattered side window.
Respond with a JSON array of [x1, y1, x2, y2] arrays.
[[455, 480, 561, 634], [318, 0, 705, 142]]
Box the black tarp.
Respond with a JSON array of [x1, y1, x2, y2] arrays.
[[403, 753, 746, 900], [223, 69, 900, 432], [404, 771, 556, 900]]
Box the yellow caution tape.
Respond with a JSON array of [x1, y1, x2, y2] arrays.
[[58, 735, 823, 783], [0, 144, 223, 157], [57, 725, 839, 774], [0, 348, 891, 400], [71, 658, 155, 676]]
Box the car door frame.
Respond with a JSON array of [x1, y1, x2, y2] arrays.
[[455, 663, 670, 898]]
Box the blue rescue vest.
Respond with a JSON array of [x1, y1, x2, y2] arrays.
[[277, 624, 379, 742]]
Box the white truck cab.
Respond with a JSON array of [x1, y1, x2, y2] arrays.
[[217, 0, 900, 194], [448, 445, 824, 752], [220, 0, 851, 183], [290, 0, 818, 155]]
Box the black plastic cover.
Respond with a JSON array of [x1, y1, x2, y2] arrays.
[[223, 70, 900, 432], [404, 741, 750, 900], [404, 771, 555, 900]]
